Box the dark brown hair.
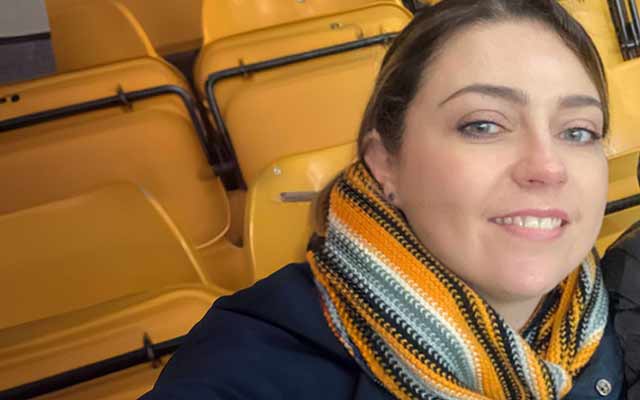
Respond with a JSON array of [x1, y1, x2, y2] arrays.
[[314, 0, 609, 231]]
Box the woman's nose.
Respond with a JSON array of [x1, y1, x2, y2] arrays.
[[511, 137, 568, 188]]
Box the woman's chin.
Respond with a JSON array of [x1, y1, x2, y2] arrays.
[[483, 261, 571, 303]]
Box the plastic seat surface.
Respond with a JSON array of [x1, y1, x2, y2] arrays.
[[46, 0, 159, 73], [46, 0, 203, 55], [246, 143, 356, 280], [600, 59, 640, 206], [558, 0, 624, 67], [196, 2, 409, 88], [0, 106, 229, 250], [0, 183, 213, 331], [606, 57, 640, 159], [598, 204, 640, 254], [196, 3, 411, 184], [202, 0, 407, 43], [0, 58, 187, 120], [0, 284, 220, 395], [118, 0, 203, 54]]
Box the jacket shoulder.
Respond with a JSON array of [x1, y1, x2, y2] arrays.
[[140, 263, 359, 399], [602, 222, 640, 398]]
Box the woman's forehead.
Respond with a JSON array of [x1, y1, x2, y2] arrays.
[[417, 20, 600, 105]]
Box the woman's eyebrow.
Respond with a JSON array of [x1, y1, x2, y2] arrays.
[[558, 94, 603, 111], [438, 84, 529, 107]]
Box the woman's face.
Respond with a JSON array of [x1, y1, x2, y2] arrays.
[[370, 21, 608, 304]]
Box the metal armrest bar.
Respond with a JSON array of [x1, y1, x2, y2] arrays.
[[606, 193, 640, 214], [0, 85, 233, 176], [609, 0, 640, 59], [204, 32, 398, 188], [0, 335, 185, 400], [629, 0, 640, 54]]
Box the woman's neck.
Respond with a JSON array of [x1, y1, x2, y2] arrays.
[[482, 294, 544, 332]]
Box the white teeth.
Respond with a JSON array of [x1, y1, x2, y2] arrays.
[[524, 216, 539, 229], [494, 216, 562, 230]]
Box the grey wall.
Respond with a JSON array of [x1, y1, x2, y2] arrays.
[[0, 0, 51, 38], [0, 0, 55, 85]]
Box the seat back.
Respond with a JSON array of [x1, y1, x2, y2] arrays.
[[600, 87, 640, 253], [46, 0, 159, 72], [606, 57, 640, 164], [0, 59, 229, 249], [0, 58, 236, 399], [46, 0, 203, 55], [202, 0, 407, 43], [0, 284, 221, 395], [117, 0, 203, 54], [0, 183, 215, 330], [245, 143, 355, 280], [558, 0, 623, 67], [0, 58, 186, 119], [196, 3, 410, 184], [598, 202, 640, 254]]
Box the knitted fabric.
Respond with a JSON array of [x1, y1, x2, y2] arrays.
[[307, 161, 608, 400]]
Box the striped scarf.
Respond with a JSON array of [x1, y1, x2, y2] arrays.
[[307, 161, 609, 399]]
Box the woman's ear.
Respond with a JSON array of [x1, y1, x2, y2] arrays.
[[362, 130, 400, 204]]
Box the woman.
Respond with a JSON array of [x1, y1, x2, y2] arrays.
[[142, 0, 631, 398]]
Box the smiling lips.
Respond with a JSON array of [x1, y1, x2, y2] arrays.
[[490, 209, 569, 240]]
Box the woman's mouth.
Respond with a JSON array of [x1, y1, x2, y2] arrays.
[[494, 216, 563, 230], [489, 209, 569, 240]]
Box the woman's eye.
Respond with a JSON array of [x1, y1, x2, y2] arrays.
[[560, 127, 600, 144], [458, 121, 502, 138]]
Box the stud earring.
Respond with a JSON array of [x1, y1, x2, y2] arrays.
[[387, 192, 396, 203]]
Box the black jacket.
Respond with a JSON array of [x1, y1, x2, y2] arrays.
[[602, 220, 640, 398], [141, 262, 624, 399]]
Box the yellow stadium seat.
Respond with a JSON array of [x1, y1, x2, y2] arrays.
[[0, 58, 187, 120], [202, 0, 408, 43], [0, 108, 229, 254], [46, 0, 159, 73], [245, 143, 356, 280], [598, 204, 640, 255], [46, 0, 203, 55], [605, 60, 640, 206], [0, 183, 226, 396], [117, 0, 202, 54], [557, 0, 624, 67], [0, 58, 248, 393], [596, 44, 640, 253], [607, 58, 640, 164], [0, 283, 221, 397], [0, 184, 219, 330], [606, 145, 640, 204], [0, 59, 229, 253], [195, 1, 411, 185]]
